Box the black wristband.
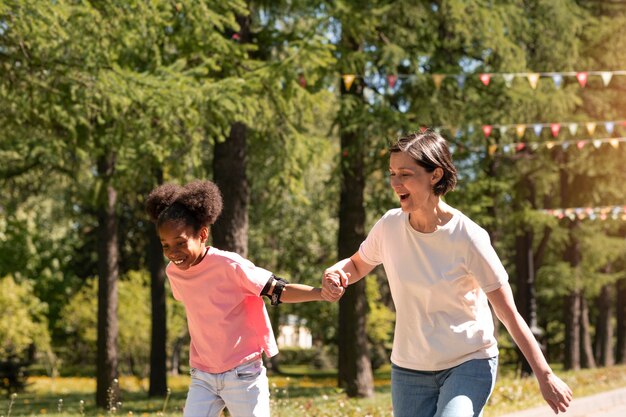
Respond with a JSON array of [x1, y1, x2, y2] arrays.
[[271, 278, 287, 306]]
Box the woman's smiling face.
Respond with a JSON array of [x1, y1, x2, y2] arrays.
[[389, 151, 440, 212], [158, 220, 208, 270]]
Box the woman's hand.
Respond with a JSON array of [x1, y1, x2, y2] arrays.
[[320, 270, 349, 302], [538, 372, 573, 414]]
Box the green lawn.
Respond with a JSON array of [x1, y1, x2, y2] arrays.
[[2, 364, 626, 416]]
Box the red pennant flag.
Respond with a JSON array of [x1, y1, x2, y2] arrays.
[[515, 143, 526, 152], [420, 126, 428, 133], [577, 140, 586, 149], [479, 73, 491, 86], [387, 74, 398, 89], [550, 123, 561, 137], [576, 72, 588, 88], [298, 74, 306, 88], [232, 33, 240, 41], [482, 125, 493, 138]]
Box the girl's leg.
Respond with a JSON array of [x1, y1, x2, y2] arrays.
[[183, 368, 226, 417], [391, 363, 439, 417], [220, 359, 270, 417], [435, 357, 498, 417]]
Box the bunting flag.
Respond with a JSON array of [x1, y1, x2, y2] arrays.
[[387, 74, 398, 89], [428, 119, 626, 140], [342, 69, 626, 91], [298, 74, 306, 88], [480, 136, 626, 155], [576, 72, 588, 88], [342, 74, 356, 91], [432, 74, 445, 90], [503, 73, 515, 87], [542, 205, 626, 221], [600, 72, 613, 86], [527, 73, 540, 89], [585, 122, 597, 135]]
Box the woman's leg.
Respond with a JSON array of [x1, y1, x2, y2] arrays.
[[391, 363, 439, 417], [435, 357, 498, 417]]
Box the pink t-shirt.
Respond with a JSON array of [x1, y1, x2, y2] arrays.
[[166, 246, 278, 373]]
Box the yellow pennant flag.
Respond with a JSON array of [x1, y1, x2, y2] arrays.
[[432, 74, 445, 90], [527, 73, 540, 89], [546, 141, 556, 149], [515, 124, 526, 139], [488, 144, 498, 156], [585, 122, 597, 135], [610, 139, 620, 149], [342, 74, 356, 91]]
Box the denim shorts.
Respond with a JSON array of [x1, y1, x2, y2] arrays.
[[183, 359, 270, 417], [391, 357, 498, 417]]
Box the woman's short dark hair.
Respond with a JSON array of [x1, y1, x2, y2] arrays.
[[389, 130, 457, 196]]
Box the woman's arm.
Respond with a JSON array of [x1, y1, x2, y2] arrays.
[[487, 282, 573, 414], [321, 252, 376, 301]]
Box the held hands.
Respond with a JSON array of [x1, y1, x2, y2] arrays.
[[538, 372, 573, 414], [320, 269, 350, 302]]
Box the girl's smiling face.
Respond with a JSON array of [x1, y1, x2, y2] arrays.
[[158, 220, 208, 271]]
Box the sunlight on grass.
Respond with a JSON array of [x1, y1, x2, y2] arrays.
[[2, 365, 625, 416]]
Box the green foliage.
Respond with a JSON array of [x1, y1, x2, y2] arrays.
[[57, 271, 186, 376], [0, 275, 52, 393], [0, 276, 51, 358]]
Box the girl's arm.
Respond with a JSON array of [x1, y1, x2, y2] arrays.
[[280, 283, 323, 303], [487, 282, 573, 414]]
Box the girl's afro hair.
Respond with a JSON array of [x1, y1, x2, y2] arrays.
[[145, 180, 223, 227]]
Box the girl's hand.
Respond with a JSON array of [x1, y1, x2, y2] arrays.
[[321, 270, 349, 302], [538, 372, 573, 414]]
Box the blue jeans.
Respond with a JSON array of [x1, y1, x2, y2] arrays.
[[183, 359, 270, 417], [391, 357, 498, 417]]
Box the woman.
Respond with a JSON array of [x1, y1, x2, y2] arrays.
[[321, 131, 572, 417]]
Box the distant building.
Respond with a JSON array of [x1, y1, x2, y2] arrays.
[[277, 314, 312, 348]]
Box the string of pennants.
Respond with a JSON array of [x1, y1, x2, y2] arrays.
[[337, 70, 626, 91], [436, 119, 626, 140], [486, 137, 625, 155], [542, 205, 626, 221]]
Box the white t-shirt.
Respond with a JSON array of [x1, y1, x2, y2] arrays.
[[359, 208, 507, 371]]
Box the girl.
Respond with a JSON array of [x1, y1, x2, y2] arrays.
[[322, 131, 572, 417], [146, 179, 325, 417]]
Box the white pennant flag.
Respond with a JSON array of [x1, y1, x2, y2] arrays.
[[568, 123, 578, 136], [503, 74, 514, 88], [600, 72, 613, 87]]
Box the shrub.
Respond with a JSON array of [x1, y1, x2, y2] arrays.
[[0, 275, 52, 393]]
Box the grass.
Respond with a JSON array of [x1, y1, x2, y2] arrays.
[[2, 364, 626, 416]]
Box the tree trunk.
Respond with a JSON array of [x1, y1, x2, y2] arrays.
[[579, 294, 596, 369], [562, 220, 582, 371], [336, 63, 373, 397], [564, 291, 581, 370], [148, 208, 168, 396], [594, 284, 614, 366], [211, 12, 251, 257], [514, 232, 543, 376], [616, 279, 626, 363], [96, 152, 120, 408], [211, 127, 249, 256]]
